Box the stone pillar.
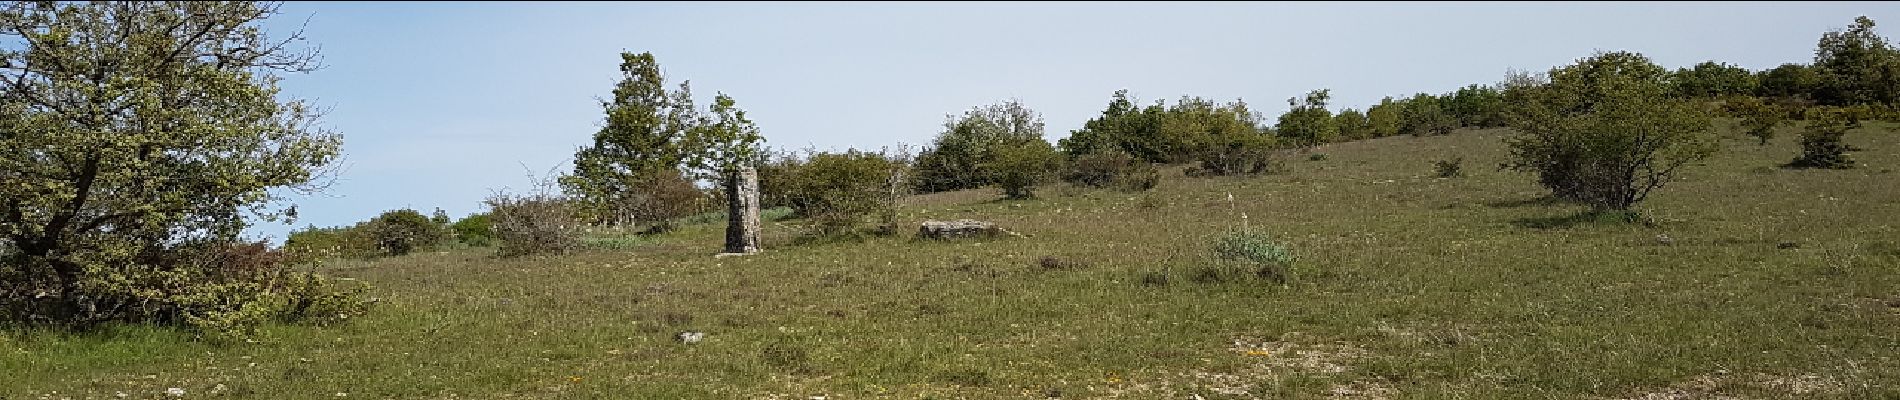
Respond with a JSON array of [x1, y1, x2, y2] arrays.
[[723, 167, 761, 254]]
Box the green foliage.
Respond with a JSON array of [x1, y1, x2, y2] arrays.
[[1365, 97, 1405, 138], [776, 150, 904, 236], [1335, 108, 1372, 141], [563, 52, 700, 226], [1668, 61, 1760, 98], [1059, 90, 1172, 163], [1434, 157, 1465, 178], [1207, 230, 1297, 284], [1062, 149, 1159, 192], [1811, 16, 1900, 106], [1756, 63, 1823, 100], [684, 93, 768, 180], [1275, 89, 1339, 146], [1444, 84, 1508, 128], [913, 100, 1049, 194], [1789, 107, 1860, 169], [1155, 97, 1277, 176], [1727, 96, 1790, 145], [284, 224, 378, 260], [1503, 51, 1718, 211], [367, 209, 448, 257], [1400, 93, 1459, 136], [987, 139, 1062, 199], [0, 2, 347, 328], [450, 213, 496, 247]]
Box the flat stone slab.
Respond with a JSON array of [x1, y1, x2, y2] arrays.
[[917, 219, 1018, 239]]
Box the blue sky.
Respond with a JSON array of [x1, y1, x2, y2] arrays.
[[249, 1, 1897, 242]]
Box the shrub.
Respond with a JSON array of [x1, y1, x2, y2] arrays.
[[1209, 231, 1297, 284], [487, 190, 581, 258], [779, 150, 903, 236], [1191, 141, 1282, 177], [1308, 153, 1328, 161], [643, 170, 713, 234], [450, 213, 496, 247], [912, 100, 1047, 194], [1434, 157, 1465, 178], [1502, 51, 1718, 211], [1728, 96, 1789, 145], [1788, 107, 1858, 169], [1064, 149, 1159, 192], [366, 209, 448, 256], [283, 224, 379, 260], [4, 239, 370, 339], [987, 139, 1062, 199]]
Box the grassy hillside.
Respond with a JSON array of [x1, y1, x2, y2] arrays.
[[6, 124, 1899, 399]]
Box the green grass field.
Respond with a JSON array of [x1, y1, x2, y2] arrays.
[[6, 123, 1899, 399]]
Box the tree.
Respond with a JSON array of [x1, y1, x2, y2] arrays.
[[912, 99, 1047, 193], [562, 51, 700, 227], [1365, 97, 1404, 138], [1812, 16, 1900, 106], [1166, 97, 1275, 175], [1444, 84, 1507, 127], [1667, 61, 1759, 99], [1275, 89, 1338, 147], [1756, 63, 1823, 101], [1728, 96, 1788, 145], [1788, 107, 1859, 169], [1058, 90, 1179, 163], [1503, 51, 1718, 211], [1400, 93, 1457, 136], [684, 93, 766, 180], [1335, 108, 1371, 140], [0, 2, 347, 326]]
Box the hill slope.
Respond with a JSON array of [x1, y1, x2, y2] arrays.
[[7, 125, 1900, 399]]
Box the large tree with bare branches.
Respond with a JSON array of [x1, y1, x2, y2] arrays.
[[0, 1, 343, 326]]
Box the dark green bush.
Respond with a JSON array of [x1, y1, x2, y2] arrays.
[[1063, 149, 1159, 192], [367, 209, 448, 256], [1789, 107, 1859, 169], [1434, 157, 1465, 178], [450, 213, 496, 247], [987, 140, 1062, 199], [775, 150, 903, 236]]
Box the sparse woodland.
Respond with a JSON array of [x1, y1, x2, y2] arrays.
[[4, 2, 1900, 398]]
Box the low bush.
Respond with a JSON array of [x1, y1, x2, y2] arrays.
[[773, 150, 904, 237], [1434, 157, 1465, 178], [450, 213, 496, 247], [366, 209, 448, 256], [1207, 230, 1297, 284], [487, 191, 581, 258], [1062, 149, 1158, 192], [1788, 107, 1858, 169], [987, 141, 1062, 199]]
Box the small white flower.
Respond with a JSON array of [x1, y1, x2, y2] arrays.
[[165, 387, 186, 397]]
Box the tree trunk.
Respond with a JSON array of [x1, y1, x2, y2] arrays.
[[723, 167, 761, 254]]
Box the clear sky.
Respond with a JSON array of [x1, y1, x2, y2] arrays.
[[247, 1, 1898, 243]]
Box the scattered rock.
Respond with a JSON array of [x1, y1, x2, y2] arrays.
[[1655, 234, 1674, 246], [675, 331, 705, 344], [917, 219, 1019, 239]]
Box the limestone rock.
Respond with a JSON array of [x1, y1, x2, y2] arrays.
[[917, 219, 1018, 239]]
